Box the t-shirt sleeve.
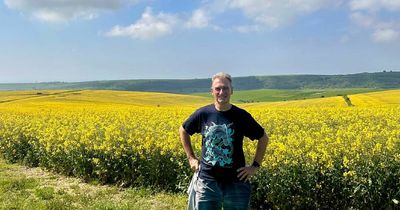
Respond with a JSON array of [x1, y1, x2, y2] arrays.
[[243, 111, 264, 140], [182, 110, 202, 135]]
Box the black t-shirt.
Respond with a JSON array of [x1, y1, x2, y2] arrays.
[[182, 104, 264, 182]]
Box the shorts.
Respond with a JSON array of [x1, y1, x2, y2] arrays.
[[194, 177, 251, 210]]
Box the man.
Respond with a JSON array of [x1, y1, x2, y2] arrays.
[[179, 72, 269, 210]]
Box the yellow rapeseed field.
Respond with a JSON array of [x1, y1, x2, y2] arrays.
[[0, 89, 399, 209]]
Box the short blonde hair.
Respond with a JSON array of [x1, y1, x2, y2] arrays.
[[212, 72, 232, 84]]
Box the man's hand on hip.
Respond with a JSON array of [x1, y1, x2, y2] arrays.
[[189, 157, 199, 171], [237, 166, 258, 182]]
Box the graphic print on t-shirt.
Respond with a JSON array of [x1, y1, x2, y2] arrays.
[[203, 122, 234, 167]]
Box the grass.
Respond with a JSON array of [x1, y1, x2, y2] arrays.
[[191, 88, 384, 103], [0, 158, 187, 210]]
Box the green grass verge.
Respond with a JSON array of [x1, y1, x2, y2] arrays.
[[0, 158, 187, 210], [191, 88, 384, 103]]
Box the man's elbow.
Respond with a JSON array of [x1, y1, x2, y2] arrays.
[[260, 132, 269, 144]]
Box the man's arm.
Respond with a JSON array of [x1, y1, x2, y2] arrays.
[[179, 125, 199, 171], [253, 132, 269, 166], [237, 132, 269, 181]]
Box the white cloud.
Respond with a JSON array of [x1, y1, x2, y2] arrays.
[[349, 0, 400, 43], [185, 9, 209, 29], [350, 0, 379, 10], [4, 0, 136, 23], [106, 7, 177, 40], [350, 0, 400, 11], [225, 0, 340, 28], [192, 0, 342, 32], [372, 28, 400, 42], [350, 12, 377, 28]]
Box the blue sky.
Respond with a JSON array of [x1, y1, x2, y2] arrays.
[[1, 0, 400, 83]]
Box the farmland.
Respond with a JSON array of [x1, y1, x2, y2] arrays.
[[191, 88, 382, 103], [0, 89, 399, 209]]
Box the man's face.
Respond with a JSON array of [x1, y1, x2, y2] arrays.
[[211, 78, 233, 105]]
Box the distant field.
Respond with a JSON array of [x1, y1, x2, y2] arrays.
[[191, 88, 384, 103], [350, 89, 400, 106], [0, 89, 397, 108], [239, 89, 400, 108], [0, 90, 211, 107], [0, 88, 395, 108], [0, 90, 67, 103]]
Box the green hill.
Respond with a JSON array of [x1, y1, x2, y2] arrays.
[[1, 71, 399, 93], [256, 72, 400, 89]]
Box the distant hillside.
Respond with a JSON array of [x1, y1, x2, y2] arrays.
[[256, 71, 400, 89], [1, 71, 399, 93]]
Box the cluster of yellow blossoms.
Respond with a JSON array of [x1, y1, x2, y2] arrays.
[[0, 90, 399, 208]]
